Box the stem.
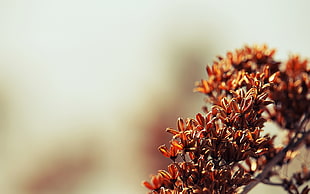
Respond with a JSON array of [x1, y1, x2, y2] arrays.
[[261, 179, 283, 186], [241, 129, 310, 194]]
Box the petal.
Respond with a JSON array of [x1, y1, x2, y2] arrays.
[[242, 97, 253, 114], [158, 145, 170, 158], [269, 71, 279, 83], [230, 99, 240, 113], [142, 181, 155, 190], [195, 113, 205, 126], [166, 128, 179, 136], [206, 66, 213, 76], [158, 170, 171, 180], [177, 118, 185, 131], [171, 140, 183, 150]]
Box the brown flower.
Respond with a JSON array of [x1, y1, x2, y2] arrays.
[[143, 45, 310, 194]]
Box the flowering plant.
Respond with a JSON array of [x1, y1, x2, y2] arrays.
[[143, 45, 310, 194]]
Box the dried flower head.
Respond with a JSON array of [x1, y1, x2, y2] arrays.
[[143, 45, 310, 194], [268, 55, 310, 130]]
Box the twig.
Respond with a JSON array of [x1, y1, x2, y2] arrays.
[[241, 129, 310, 194], [261, 179, 283, 186]]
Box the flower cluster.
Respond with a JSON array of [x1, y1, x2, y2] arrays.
[[193, 45, 279, 106], [268, 55, 310, 130], [143, 45, 310, 194]]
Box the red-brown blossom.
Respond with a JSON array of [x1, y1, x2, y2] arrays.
[[143, 45, 310, 194]]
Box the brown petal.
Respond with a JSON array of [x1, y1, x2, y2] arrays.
[[196, 113, 205, 126], [221, 97, 229, 110], [269, 71, 279, 83], [158, 145, 170, 158], [263, 65, 270, 78], [262, 100, 274, 106], [158, 170, 172, 180], [202, 79, 211, 93], [257, 92, 268, 102], [261, 83, 271, 92], [166, 128, 179, 135], [242, 97, 253, 114], [171, 140, 183, 150], [142, 181, 155, 190], [230, 99, 240, 113], [207, 66, 213, 76], [245, 130, 253, 141], [177, 118, 185, 131]]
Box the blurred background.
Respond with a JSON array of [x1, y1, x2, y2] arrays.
[[0, 1, 309, 193]]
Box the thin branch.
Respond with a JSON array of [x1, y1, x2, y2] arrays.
[[261, 179, 283, 186], [241, 129, 310, 194]]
